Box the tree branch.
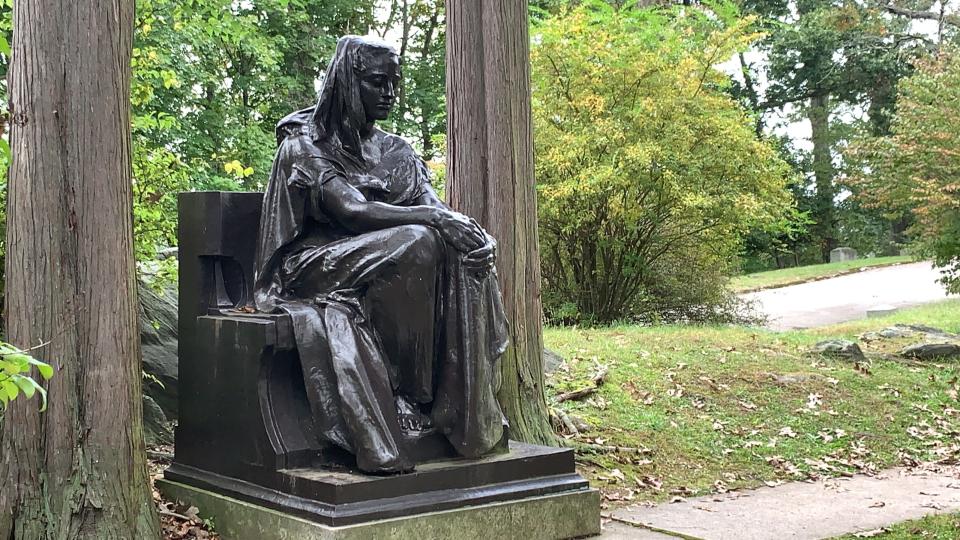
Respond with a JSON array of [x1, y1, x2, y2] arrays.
[[883, 3, 960, 28]]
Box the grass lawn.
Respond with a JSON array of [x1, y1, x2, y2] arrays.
[[832, 513, 960, 539], [545, 300, 960, 506], [731, 255, 913, 292]]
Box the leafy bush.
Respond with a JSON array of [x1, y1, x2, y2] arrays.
[[532, 1, 795, 325], [846, 49, 960, 291]]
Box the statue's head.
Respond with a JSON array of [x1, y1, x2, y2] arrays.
[[313, 35, 401, 161]]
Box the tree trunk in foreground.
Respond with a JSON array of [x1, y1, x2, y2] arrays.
[[446, 0, 553, 444], [0, 0, 160, 538]]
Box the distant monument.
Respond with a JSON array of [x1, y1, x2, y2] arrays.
[[830, 247, 858, 263], [159, 36, 599, 539]]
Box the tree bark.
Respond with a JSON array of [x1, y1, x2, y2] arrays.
[[0, 0, 160, 538], [883, 3, 960, 29], [809, 93, 836, 262], [737, 52, 764, 137], [446, 0, 553, 444]]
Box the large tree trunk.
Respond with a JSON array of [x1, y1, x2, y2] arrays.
[[0, 0, 160, 538], [446, 0, 553, 444], [809, 93, 836, 263]]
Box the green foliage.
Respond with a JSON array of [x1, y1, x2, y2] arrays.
[[0, 343, 53, 412], [132, 139, 190, 283], [834, 197, 905, 257], [128, 0, 376, 283], [375, 0, 447, 158], [739, 136, 817, 271], [734, 0, 925, 267], [532, 1, 795, 324], [132, 0, 375, 192], [846, 49, 960, 292]]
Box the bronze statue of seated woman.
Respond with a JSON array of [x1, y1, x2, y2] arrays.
[[253, 35, 510, 474]]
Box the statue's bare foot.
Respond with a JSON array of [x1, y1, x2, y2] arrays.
[[366, 458, 415, 475], [394, 395, 433, 432]]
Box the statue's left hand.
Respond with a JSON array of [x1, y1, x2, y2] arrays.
[[464, 231, 496, 274]]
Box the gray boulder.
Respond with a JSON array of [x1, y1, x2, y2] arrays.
[[879, 327, 913, 339], [568, 414, 592, 433], [861, 325, 957, 341], [143, 395, 173, 445], [809, 340, 866, 362], [900, 325, 959, 340], [543, 347, 565, 374], [899, 343, 960, 360], [139, 282, 179, 444]]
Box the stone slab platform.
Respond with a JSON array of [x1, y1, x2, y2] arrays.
[[607, 465, 960, 540], [165, 442, 590, 526], [158, 479, 601, 540]]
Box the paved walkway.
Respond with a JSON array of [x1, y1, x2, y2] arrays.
[[742, 262, 951, 331], [600, 465, 960, 539]]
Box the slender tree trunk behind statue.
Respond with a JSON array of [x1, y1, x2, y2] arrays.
[[809, 94, 836, 263], [0, 0, 160, 537], [446, 0, 553, 444]]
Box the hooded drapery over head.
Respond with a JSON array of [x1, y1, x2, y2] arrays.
[[311, 35, 399, 163]]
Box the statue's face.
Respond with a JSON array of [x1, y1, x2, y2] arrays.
[[358, 51, 401, 123]]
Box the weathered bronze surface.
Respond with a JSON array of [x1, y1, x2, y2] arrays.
[[169, 36, 594, 529], [170, 192, 589, 526], [253, 35, 509, 474]]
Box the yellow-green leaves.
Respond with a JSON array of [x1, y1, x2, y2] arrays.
[[224, 160, 255, 179], [532, 1, 795, 324], [0, 343, 53, 411]]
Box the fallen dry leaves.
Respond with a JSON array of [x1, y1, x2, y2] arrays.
[[149, 447, 219, 540], [853, 528, 890, 538], [547, 325, 960, 511]]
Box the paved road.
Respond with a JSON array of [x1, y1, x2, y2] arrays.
[[603, 465, 960, 539], [742, 261, 952, 331]]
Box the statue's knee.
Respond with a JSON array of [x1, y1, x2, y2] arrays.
[[395, 225, 442, 263]]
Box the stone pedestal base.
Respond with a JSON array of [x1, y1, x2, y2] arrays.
[[160, 442, 600, 538], [157, 479, 600, 540]]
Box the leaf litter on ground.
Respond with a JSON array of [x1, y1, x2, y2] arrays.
[[149, 445, 219, 540], [545, 302, 960, 506]]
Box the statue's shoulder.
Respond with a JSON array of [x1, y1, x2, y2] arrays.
[[273, 109, 339, 166], [274, 133, 339, 178], [377, 129, 419, 159], [275, 107, 316, 144]]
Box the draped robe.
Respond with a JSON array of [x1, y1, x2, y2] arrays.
[[254, 109, 509, 473]]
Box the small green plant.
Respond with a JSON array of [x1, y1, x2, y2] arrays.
[[143, 370, 165, 389], [0, 343, 53, 411]]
